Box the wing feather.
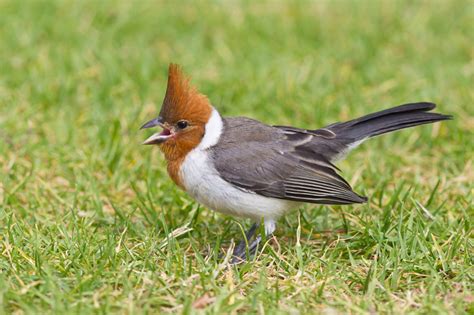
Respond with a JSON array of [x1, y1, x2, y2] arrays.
[[211, 117, 367, 205]]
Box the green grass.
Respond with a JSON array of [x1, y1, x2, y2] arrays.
[[0, 0, 473, 314]]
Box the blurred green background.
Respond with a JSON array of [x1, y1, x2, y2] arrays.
[[0, 0, 472, 314]]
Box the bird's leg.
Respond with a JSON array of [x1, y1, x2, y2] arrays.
[[232, 223, 258, 257], [231, 232, 260, 264], [230, 220, 276, 264]]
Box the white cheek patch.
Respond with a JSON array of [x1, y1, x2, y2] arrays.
[[198, 108, 223, 150]]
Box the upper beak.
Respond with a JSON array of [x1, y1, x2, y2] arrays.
[[140, 116, 173, 145], [140, 116, 163, 130]]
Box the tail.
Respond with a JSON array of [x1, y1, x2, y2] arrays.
[[323, 102, 452, 160], [326, 102, 451, 140]]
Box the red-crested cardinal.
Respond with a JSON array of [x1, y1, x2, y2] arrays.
[[141, 64, 451, 263]]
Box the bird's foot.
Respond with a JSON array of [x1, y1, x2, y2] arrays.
[[221, 220, 276, 265], [229, 223, 264, 264], [230, 235, 262, 264]]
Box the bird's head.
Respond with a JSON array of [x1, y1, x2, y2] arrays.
[[141, 64, 213, 161]]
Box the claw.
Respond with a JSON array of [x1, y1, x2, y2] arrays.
[[231, 235, 262, 264], [232, 223, 258, 256], [222, 220, 276, 265], [229, 223, 263, 264]]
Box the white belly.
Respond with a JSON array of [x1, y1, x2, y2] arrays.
[[179, 148, 298, 221]]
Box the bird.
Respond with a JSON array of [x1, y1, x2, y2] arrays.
[[141, 64, 451, 263]]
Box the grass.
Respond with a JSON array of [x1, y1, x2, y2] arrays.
[[0, 0, 472, 313]]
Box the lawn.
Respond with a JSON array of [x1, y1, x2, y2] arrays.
[[0, 0, 472, 314]]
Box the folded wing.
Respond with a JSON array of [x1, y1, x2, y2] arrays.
[[211, 118, 367, 205]]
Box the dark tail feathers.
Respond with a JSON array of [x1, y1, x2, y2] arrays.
[[326, 102, 452, 141]]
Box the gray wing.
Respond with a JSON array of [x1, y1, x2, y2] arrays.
[[211, 117, 367, 205]]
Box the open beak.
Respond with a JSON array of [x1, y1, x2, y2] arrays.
[[140, 116, 173, 145]]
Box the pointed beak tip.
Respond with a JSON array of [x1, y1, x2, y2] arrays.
[[142, 132, 172, 146], [141, 117, 170, 145], [142, 134, 158, 146], [140, 117, 163, 130]]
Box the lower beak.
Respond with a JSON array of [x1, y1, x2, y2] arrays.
[[142, 131, 172, 145]]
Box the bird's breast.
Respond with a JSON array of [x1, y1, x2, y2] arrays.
[[177, 146, 298, 220]]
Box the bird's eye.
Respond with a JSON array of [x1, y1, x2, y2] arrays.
[[176, 120, 188, 129]]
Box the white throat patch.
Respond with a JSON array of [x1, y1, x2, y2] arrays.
[[198, 108, 223, 150]]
